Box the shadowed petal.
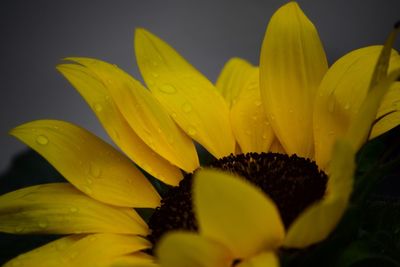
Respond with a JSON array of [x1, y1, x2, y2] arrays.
[[4, 234, 150, 267], [0, 183, 147, 235]]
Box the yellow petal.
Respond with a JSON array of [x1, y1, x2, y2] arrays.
[[194, 169, 284, 258], [284, 139, 355, 248], [370, 82, 400, 138], [135, 28, 235, 158], [346, 69, 400, 151], [112, 253, 158, 267], [156, 231, 232, 267], [230, 68, 275, 153], [313, 46, 400, 168], [57, 63, 183, 185], [0, 183, 147, 235], [237, 252, 280, 267], [10, 120, 160, 208], [4, 234, 150, 267], [216, 57, 258, 108], [63, 58, 199, 173], [259, 2, 328, 158]]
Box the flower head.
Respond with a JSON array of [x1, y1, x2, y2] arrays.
[[1, 1, 399, 267]]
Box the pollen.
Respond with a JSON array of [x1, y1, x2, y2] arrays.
[[148, 152, 328, 247]]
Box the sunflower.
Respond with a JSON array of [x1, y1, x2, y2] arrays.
[[1, 1, 399, 267]]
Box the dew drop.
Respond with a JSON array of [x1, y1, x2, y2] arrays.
[[328, 130, 335, 136], [83, 186, 93, 195], [171, 112, 177, 118], [188, 127, 196, 136], [69, 207, 78, 213], [93, 103, 103, 112], [15, 226, 24, 233], [151, 72, 159, 78], [36, 135, 49, 145], [245, 130, 251, 136], [344, 103, 350, 110], [86, 178, 93, 185], [38, 220, 48, 229], [160, 84, 177, 94], [182, 102, 192, 113], [113, 130, 120, 140], [252, 115, 257, 121], [255, 100, 262, 107], [262, 134, 268, 140], [89, 163, 101, 178]]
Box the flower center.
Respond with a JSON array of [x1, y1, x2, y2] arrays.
[[148, 152, 327, 247]]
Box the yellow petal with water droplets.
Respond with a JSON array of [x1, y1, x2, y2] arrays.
[[57, 62, 182, 185], [156, 232, 232, 267], [4, 234, 150, 267], [347, 69, 400, 151], [284, 139, 355, 248], [259, 2, 328, 158], [237, 252, 280, 267], [230, 69, 274, 153], [371, 82, 400, 138], [63, 57, 199, 173], [135, 28, 235, 158], [216, 57, 258, 108], [0, 184, 147, 235], [313, 46, 400, 168], [10, 120, 160, 208], [194, 169, 284, 258]]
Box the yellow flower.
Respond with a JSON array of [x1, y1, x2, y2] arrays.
[[157, 138, 353, 266], [1, 1, 399, 267]]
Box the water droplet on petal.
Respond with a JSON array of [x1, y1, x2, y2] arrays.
[[245, 130, 251, 136], [255, 100, 262, 107], [38, 220, 48, 229], [93, 103, 103, 112], [86, 178, 93, 185], [182, 102, 192, 113], [188, 127, 196, 136], [344, 103, 350, 110], [171, 112, 177, 118], [262, 134, 268, 140], [252, 115, 257, 121], [89, 163, 101, 178], [15, 226, 24, 233], [36, 135, 49, 145], [70, 207, 78, 213], [160, 84, 177, 94], [151, 72, 159, 78], [83, 186, 93, 195]]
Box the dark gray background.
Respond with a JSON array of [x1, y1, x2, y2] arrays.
[[1, 0, 400, 173]]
